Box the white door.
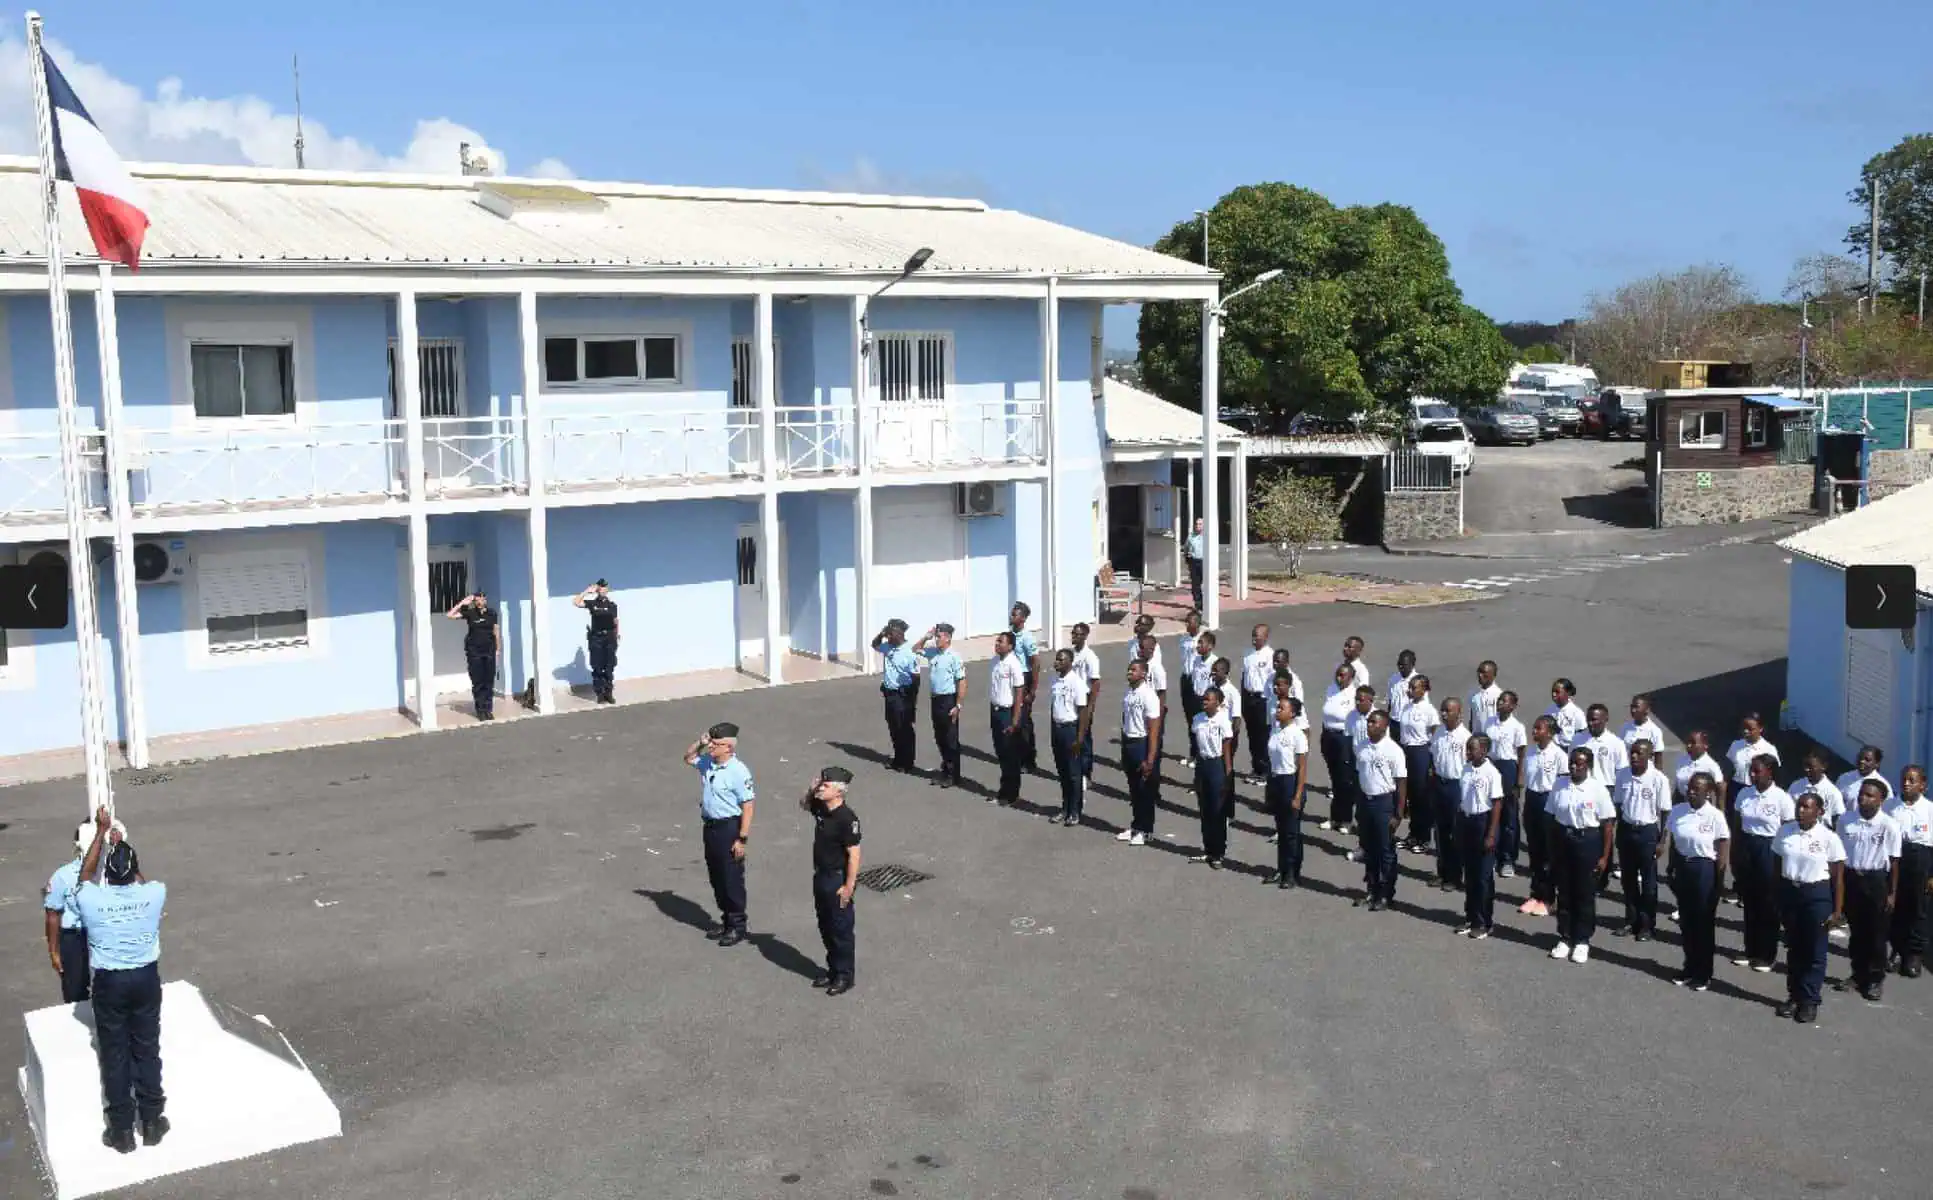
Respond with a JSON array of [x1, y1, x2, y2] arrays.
[[872, 334, 953, 466], [428, 545, 474, 694], [873, 486, 966, 633], [1142, 484, 1177, 584], [735, 523, 788, 665]]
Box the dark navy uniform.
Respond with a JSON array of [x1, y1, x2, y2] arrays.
[[460, 598, 499, 720], [582, 583, 619, 704], [809, 766, 863, 996]]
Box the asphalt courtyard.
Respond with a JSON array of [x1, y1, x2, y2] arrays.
[[3, 535, 1926, 1200]]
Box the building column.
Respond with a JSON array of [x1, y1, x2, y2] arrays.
[[519, 289, 556, 714], [1201, 301, 1222, 630], [395, 291, 437, 730], [1039, 277, 1061, 648], [853, 295, 876, 673], [95, 266, 147, 767], [1178, 465, 1193, 590], [1230, 440, 1249, 600], [755, 288, 783, 684]]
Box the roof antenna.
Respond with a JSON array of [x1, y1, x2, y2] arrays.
[[292, 54, 307, 169]]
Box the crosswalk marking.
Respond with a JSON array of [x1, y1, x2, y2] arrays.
[[1444, 550, 1688, 591]]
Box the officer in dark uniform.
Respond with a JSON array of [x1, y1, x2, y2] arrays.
[[803, 765, 864, 996], [446, 588, 501, 720], [573, 579, 620, 704], [870, 618, 921, 772], [683, 722, 756, 945]]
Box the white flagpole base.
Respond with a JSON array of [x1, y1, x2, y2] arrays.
[[19, 979, 341, 1200]]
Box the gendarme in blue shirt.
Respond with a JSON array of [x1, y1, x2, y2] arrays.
[[923, 647, 965, 696], [44, 859, 84, 930], [696, 754, 755, 819], [1186, 532, 1205, 559], [1012, 629, 1038, 674], [76, 880, 166, 971], [880, 644, 920, 690]]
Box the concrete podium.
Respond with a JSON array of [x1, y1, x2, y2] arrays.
[[18, 980, 340, 1200]]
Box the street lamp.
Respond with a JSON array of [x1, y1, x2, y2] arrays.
[[1213, 268, 1285, 316], [860, 247, 935, 354], [1199, 267, 1287, 630]]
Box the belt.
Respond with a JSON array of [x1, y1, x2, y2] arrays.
[[1851, 866, 1891, 876], [1784, 877, 1831, 888], [1558, 825, 1598, 836], [702, 815, 740, 825]]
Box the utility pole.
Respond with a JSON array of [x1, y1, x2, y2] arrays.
[[292, 54, 306, 169], [1195, 209, 1211, 269], [1920, 271, 1927, 325], [1867, 180, 1880, 314], [1798, 295, 1811, 398]]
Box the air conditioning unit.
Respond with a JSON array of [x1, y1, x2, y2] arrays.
[[956, 482, 1005, 518], [132, 538, 188, 585]]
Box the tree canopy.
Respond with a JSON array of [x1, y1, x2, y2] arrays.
[[1137, 184, 1513, 425], [1847, 133, 1933, 295]]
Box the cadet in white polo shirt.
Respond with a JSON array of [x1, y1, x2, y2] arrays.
[[1837, 779, 1902, 1002], [1467, 659, 1503, 741], [1427, 698, 1472, 892], [1792, 750, 1846, 828], [1667, 774, 1730, 990], [1265, 697, 1310, 890], [1611, 739, 1673, 942], [1336, 635, 1371, 692], [1455, 734, 1505, 939], [1117, 660, 1164, 847], [1773, 792, 1845, 1024], [1544, 678, 1586, 747], [1395, 675, 1439, 855], [1673, 729, 1725, 795], [1184, 631, 1217, 767], [1883, 766, 1933, 977], [1385, 649, 1419, 718], [1318, 663, 1359, 834], [1239, 625, 1276, 782], [1723, 713, 1780, 811], [1839, 745, 1894, 804], [1732, 754, 1795, 973], [1352, 710, 1407, 912], [1519, 716, 1568, 917], [1546, 746, 1617, 965], [1487, 690, 1528, 880], [1620, 694, 1664, 752]]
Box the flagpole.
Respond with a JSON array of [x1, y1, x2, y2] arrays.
[[28, 12, 116, 823]]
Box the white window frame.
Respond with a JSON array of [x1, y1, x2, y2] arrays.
[[1743, 405, 1769, 449], [730, 336, 782, 408], [541, 332, 685, 389], [169, 308, 316, 431], [871, 331, 954, 405], [185, 534, 328, 668], [1678, 409, 1726, 450]]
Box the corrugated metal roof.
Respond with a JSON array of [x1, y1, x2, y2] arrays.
[[1103, 378, 1240, 445], [0, 158, 1212, 279], [1779, 479, 1933, 600], [1246, 433, 1392, 458]]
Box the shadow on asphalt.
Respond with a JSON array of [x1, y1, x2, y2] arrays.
[[1561, 487, 1652, 528], [633, 888, 824, 981], [1647, 658, 1815, 757]]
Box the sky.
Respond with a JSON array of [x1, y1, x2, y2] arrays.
[[10, 0, 1933, 348]]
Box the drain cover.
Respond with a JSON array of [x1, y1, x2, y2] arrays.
[[121, 770, 173, 787], [857, 864, 934, 893]]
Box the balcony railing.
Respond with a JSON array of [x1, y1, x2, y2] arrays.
[[546, 407, 761, 490], [124, 421, 406, 514], [0, 432, 106, 524], [776, 405, 857, 476], [870, 399, 1045, 470], [422, 415, 526, 497]]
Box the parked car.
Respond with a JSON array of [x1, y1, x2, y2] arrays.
[[1539, 392, 1583, 436], [1597, 387, 1649, 439], [1467, 403, 1541, 445], [1410, 420, 1476, 474], [1577, 394, 1608, 437]]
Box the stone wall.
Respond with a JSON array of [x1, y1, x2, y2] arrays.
[[1655, 464, 1815, 527], [1382, 489, 1462, 542], [1870, 448, 1933, 499]]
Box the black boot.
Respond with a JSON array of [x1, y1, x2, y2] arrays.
[[140, 1115, 170, 1146], [102, 1127, 136, 1154], [716, 928, 746, 948], [825, 975, 854, 996]]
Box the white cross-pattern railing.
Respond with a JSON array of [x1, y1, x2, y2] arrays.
[[776, 405, 856, 476], [123, 420, 406, 513], [870, 399, 1045, 470], [0, 431, 107, 523], [546, 407, 762, 489], [422, 415, 525, 497]]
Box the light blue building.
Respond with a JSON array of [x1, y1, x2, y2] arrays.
[[0, 159, 1220, 769], [1780, 479, 1932, 771]]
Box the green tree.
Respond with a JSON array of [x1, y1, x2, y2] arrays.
[[1248, 470, 1343, 578], [1847, 134, 1933, 297], [1519, 342, 1567, 363], [1137, 184, 1513, 426]]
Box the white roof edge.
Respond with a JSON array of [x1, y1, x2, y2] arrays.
[[0, 154, 991, 213]]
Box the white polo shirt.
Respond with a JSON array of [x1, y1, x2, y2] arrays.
[[1337, 658, 1371, 692], [1049, 674, 1084, 724], [1792, 774, 1846, 826], [1621, 717, 1665, 750], [1882, 796, 1933, 847], [1839, 810, 1903, 873], [1346, 707, 1372, 753], [1121, 682, 1160, 739], [1430, 724, 1472, 781], [1320, 685, 1355, 733], [1385, 670, 1416, 715], [1177, 634, 1201, 684], [1545, 700, 1586, 745], [1189, 656, 1214, 694], [1547, 776, 1616, 830], [1735, 784, 1796, 839], [1614, 765, 1674, 826], [1468, 683, 1503, 736], [1268, 723, 1309, 777], [1460, 759, 1504, 816], [1486, 715, 1527, 766], [1572, 730, 1629, 787], [1139, 654, 1168, 693], [1192, 709, 1234, 762], [1839, 769, 1894, 803], [1242, 648, 1275, 695], [1776, 820, 1846, 884], [1524, 742, 1567, 793], [1668, 802, 1729, 860], [1271, 670, 1309, 732], [1068, 646, 1102, 695], [1354, 736, 1406, 797], [1726, 737, 1780, 785], [988, 655, 1024, 708], [1398, 699, 1439, 748]]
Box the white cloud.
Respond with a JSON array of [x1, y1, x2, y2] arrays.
[[526, 157, 577, 180], [0, 30, 573, 178], [800, 155, 990, 201]]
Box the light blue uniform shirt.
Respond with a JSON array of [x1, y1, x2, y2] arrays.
[[1187, 532, 1205, 559], [1012, 629, 1038, 675], [44, 860, 84, 930], [75, 881, 166, 971], [923, 647, 965, 696], [697, 754, 755, 819], [880, 644, 920, 690]]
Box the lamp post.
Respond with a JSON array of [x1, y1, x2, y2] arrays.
[[860, 247, 935, 355], [1200, 268, 1286, 630]]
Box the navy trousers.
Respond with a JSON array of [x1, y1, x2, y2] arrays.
[[587, 631, 617, 700], [1123, 736, 1155, 834], [1017, 672, 1038, 769], [58, 927, 90, 1003], [1554, 826, 1602, 945], [1524, 790, 1552, 901], [1195, 757, 1229, 859], [883, 685, 918, 770], [1358, 791, 1398, 901], [1617, 821, 1662, 935], [1241, 693, 1270, 776], [702, 818, 748, 929], [929, 692, 961, 781], [1321, 730, 1356, 828], [1736, 832, 1781, 963], [1051, 720, 1084, 820], [1458, 812, 1496, 929], [1494, 760, 1521, 869], [466, 647, 495, 717], [1268, 772, 1304, 879], [813, 868, 856, 981], [91, 963, 164, 1133], [991, 705, 1022, 800], [1403, 746, 1433, 845], [1434, 777, 1465, 885], [1845, 867, 1892, 986], [1187, 556, 1203, 609], [1781, 878, 1833, 1005], [1673, 857, 1720, 982], [1892, 843, 1932, 963]]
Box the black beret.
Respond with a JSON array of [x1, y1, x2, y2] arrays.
[[934, 623, 955, 635], [820, 766, 854, 784], [707, 722, 740, 739], [594, 578, 608, 588], [885, 618, 909, 633]]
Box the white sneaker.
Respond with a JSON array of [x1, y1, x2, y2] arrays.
[[1731, 955, 1752, 967], [1319, 820, 1335, 831], [1189, 854, 1213, 863], [1669, 909, 1681, 923], [1550, 941, 1572, 960], [1570, 943, 1591, 964], [1185, 758, 1197, 769], [1115, 829, 1134, 842], [1346, 849, 1361, 863], [1081, 777, 1090, 792], [1268, 832, 1279, 844], [1129, 832, 1147, 847]]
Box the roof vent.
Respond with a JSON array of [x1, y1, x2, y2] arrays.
[[474, 179, 607, 224]]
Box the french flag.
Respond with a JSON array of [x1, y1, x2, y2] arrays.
[[44, 53, 149, 271]]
